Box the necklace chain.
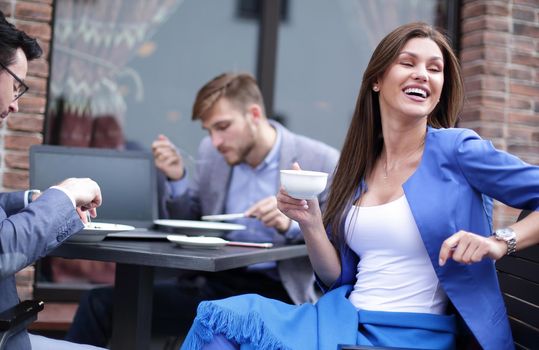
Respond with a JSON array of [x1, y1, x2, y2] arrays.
[[382, 143, 423, 180]]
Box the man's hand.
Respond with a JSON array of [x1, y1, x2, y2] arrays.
[[276, 162, 324, 232], [439, 230, 507, 266], [31, 191, 42, 202], [152, 134, 184, 181], [56, 178, 102, 223], [245, 196, 291, 233]]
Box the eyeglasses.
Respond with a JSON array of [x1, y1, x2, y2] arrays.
[[0, 61, 29, 101]]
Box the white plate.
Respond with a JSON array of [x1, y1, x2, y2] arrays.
[[107, 231, 172, 239], [167, 235, 273, 249], [67, 222, 136, 243], [201, 213, 245, 221], [83, 222, 136, 234], [167, 235, 227, 249], [154, 219, 246, 231]]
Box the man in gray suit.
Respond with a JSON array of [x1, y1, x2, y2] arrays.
[[66, 73, 339, 346], [0, 11, 105, 350]]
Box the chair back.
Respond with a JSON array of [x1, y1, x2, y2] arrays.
[[496, 210, 539, 349], [0, 300, 44, 349]]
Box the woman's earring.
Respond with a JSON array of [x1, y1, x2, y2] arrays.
[[373, 86, 379, 92]]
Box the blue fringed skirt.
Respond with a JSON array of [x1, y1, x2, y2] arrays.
[[181, 285, 457, 350]]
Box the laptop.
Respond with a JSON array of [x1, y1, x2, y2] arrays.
[[30, 145, 245, 240], [29, 145, 158, 230]]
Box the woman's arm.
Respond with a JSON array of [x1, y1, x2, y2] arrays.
[[439, 211, 539, 265], [439, 130, 539, 266], [511, 210, 539, 251], [277, 187, 341, 287]]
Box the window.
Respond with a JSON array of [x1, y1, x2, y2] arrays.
[[46, 0, 455, 157], [46, 0, 259, 163]]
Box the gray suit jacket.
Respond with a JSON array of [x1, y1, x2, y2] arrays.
[[166, 121, 339, 304], [0, 189, 83, 349]]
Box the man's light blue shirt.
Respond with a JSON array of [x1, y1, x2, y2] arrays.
[[167, 126, 301, 244]]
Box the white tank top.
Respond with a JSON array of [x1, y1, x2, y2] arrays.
[[345, 195, 448, 314]]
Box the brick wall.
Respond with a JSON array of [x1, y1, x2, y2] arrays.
[[460, 0, 539, 229], [1, 0, 52, 300], [0, 0, 51, 190]]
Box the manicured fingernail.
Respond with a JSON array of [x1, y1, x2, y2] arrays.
[[303, 204, 309, 209]]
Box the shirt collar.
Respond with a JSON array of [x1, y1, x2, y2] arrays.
[[247, 122, 282, 172]]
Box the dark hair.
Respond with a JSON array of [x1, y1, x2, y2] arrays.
[[0, 11, 42, 66], [192, 72, 265, 120], [323, 22, 464, 247]]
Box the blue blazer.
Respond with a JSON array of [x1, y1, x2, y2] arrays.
[[323, 127, 539, 350], [0, 189, 83, 349]]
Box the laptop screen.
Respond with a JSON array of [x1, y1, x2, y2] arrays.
[[30, 145, 157, 227]]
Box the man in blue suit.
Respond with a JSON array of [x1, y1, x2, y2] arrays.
[[0, 11, 105, 350]]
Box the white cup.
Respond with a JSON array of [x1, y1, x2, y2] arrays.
[[280, 170, 329, 200]]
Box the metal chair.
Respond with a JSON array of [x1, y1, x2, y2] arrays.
[[0, 300, 44, 349], [496, 209, 538, 349]]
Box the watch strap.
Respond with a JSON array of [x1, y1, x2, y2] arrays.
[[494, 227, 517, 255], [505, 237, 517, 255]]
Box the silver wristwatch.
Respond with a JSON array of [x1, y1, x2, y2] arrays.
[[493, 227, 517, 255]]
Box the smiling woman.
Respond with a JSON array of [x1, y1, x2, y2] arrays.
[[372, 37, 445, 187], [179, 22, 539, 350]]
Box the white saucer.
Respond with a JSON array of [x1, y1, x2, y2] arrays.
[[83, 222, 136, 234], [154, 219, 245, 231], [201, 213, 245, 221], [167, 235, 227, 249], [68, 222, 136, 243]]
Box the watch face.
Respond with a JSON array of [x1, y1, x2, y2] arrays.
[[496, 228, 515, 240]]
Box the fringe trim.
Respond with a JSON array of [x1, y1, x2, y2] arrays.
[[182, 301, 292, 350]]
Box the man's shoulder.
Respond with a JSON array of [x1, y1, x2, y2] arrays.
[[294, 133, 339, 154], [277, 124, 339, 172], [278, 123, 339, 155]]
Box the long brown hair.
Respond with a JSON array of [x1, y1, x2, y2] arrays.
[[323, 22, 464, 247]]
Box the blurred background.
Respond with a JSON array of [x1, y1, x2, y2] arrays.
[[43, 0, 453, 161], [1, 0, 537, 346]]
